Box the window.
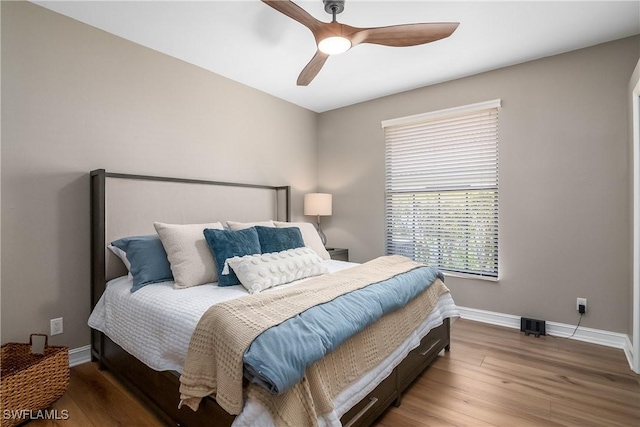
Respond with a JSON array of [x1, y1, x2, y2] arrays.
[[382, 100, 500, 279]]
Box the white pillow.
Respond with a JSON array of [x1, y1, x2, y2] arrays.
[[154, 222, 224, 289], [108, 244, 131, 270], [225, 247, 328, 294], [273, 221, 331, 260], [226, 220, 275, 230]]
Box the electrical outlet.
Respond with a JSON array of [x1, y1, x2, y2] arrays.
[[576, 298, 587, 313], [50, 317, 63, 336]]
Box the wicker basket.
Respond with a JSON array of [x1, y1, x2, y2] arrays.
[[1, 334, 69, 427]]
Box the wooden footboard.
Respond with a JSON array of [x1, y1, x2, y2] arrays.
[[93, 318, 450, 427]]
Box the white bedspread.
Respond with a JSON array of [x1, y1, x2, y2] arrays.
[[88, 259, 459, 426]]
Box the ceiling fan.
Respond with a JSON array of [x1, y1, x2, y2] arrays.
[[262, 0, 459, 86]]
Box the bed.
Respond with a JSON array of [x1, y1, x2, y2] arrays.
[[89, 169, 458, 427]]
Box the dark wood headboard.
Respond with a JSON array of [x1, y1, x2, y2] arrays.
[[89, 169, 290, 362]]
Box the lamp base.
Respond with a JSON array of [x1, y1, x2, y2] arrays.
[[317, 226, 327, 247]]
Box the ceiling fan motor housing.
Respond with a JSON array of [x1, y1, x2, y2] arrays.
[[323, 0, 345, 15]]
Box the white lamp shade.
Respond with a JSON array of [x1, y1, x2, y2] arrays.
[[304, 193, 332, 216]]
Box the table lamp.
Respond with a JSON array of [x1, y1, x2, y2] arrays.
[[304, 193, 332, 246]]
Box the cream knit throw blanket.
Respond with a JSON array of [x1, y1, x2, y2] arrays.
[[179, 255, 449, 426]]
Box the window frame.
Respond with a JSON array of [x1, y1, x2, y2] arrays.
[[382, 100, 501, 280]]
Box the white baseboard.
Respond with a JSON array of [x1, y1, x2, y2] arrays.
[[623, 335, 634, 372], [457, 306, 634, 370], [68, 345, 91, 367]]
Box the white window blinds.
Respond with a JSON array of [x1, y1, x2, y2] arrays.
[[383, 100, 500, 278]]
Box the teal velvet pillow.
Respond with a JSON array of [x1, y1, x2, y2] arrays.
[[111, 235, 173, 292], [203, 227, 262, 287], [255, 226, 304, 254]]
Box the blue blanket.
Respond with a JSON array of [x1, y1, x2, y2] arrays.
[[243, 265, 443, 395]]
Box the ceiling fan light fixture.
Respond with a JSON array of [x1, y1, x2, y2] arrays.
[[318, 36, 351, 55]]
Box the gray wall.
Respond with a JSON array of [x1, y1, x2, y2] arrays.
[[1, 2, 318, 348], [318, 36, 639, 333], [1, 2, 3, 329]]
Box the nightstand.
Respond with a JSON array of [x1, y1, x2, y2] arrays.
[[326, 247, 349, 262]]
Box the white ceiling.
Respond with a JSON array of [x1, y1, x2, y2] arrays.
[[34, 1, 640, 113]]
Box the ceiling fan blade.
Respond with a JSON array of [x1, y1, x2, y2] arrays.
[[350, 22, 459, 48], [262, 0, 322, 33], [297, 50, 329, 86]]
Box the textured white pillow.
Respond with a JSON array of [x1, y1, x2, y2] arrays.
[[225, 247, 328, 294], [273, 221, 331, 260], [154, 222, 224, 289], [226, 220, 275, 230]]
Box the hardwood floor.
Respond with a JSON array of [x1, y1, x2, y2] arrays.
[[28, 319, 639, 426], [26, 362, 165, 427], [378, 319, 640, 427]]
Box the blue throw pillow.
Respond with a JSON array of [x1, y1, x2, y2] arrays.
[[255, 226, 304, 254], [203, 227, 262, 287], [111, 235, 173, 292]]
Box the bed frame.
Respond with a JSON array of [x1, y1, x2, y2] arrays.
[[89, 169, 450, 427]]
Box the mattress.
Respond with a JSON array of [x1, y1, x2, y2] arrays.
[[88, 259, 459, 426]]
